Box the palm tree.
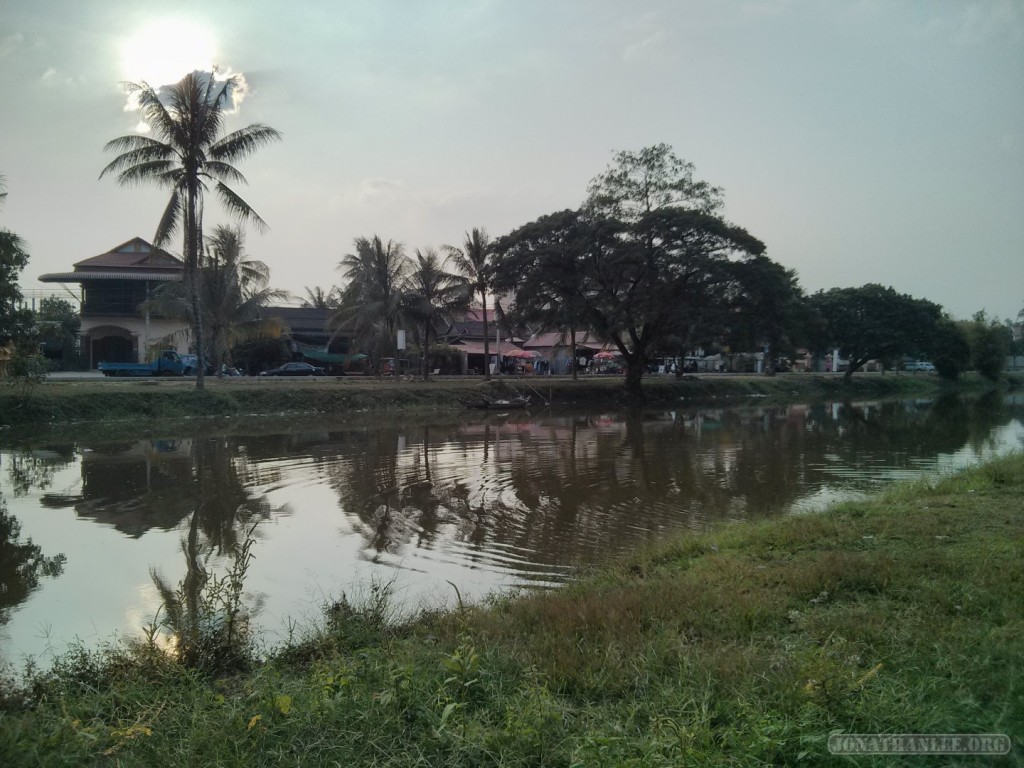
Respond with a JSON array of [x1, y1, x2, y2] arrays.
[[101, 71, 282, 389], [0, 174, 6, 207], [330, 236, 410, 377], [403, 248, 471, 379], [301, 285, 341, 310], [201, 226, 289, 372], [444, 228, 493, 379], [144, 225, 288, 373]]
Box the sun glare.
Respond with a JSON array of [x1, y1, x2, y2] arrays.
[[120, 19, 217, 86]]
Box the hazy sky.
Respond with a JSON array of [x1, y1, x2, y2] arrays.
[[2, 0, 1022, 320]]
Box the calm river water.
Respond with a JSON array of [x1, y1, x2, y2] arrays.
[[1, 392, 1022, 666]]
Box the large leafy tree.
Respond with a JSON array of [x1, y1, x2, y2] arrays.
[[331, 236, 410, 377], [403, 248, 471, 380], [966, 311, 1011, 382], [586, 143, 724, 221], [582, 146, 766, 397], [36, 297, 81, 369], [444, 228, 494, 380], [808, 284, 943, 379], [101, 71, 281, 389], [0, 176, 34, 353], [587, 207, 764, 396], [495, 148, 767, 398]]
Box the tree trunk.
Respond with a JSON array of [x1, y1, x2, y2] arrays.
[[481, 291, 490, 380], [191, 268, 206, 390], [186, 183, 205, 390], [423, 319, 430, 381], [624, 356, 646, 402]]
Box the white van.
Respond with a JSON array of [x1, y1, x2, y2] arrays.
[[904, 361, 936, 372]]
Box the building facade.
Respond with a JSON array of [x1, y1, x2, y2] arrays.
[[39, 237, 190, 367]]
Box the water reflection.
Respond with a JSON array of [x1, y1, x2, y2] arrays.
[[0, 394, 1021, 662]]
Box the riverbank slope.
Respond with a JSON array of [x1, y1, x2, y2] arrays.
[[2, 372, 1016, 435], [2, 453, 1020, 766]]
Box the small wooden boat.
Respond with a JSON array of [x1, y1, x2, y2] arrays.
[[459, 395, 531, 410]]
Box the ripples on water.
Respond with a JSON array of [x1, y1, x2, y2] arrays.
[[1, 394, 1022, 663]]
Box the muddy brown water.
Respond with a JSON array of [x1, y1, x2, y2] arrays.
[[2, 393, 1021, 666]]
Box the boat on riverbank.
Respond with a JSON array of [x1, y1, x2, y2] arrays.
[[458, 394, 531, 410]]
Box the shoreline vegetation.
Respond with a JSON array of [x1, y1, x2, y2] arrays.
[[1, 451, 1021, 765], [1, 372, 1019, 439]]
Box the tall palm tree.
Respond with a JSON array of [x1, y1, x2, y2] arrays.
[[0, 174, 6, 207], [330, 236, 410, 377], [101, 71, 282, 389], [444, 228, 493, 379], [403, 248, 471, 380], [144, 225, 288, 373]]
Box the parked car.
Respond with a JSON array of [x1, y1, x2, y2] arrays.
[[904, 361, 936, 372], [259, 362, 326, 377]]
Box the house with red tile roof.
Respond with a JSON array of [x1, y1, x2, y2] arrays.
[[39, 237, 190, 367]]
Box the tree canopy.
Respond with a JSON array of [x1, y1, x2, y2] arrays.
[[493, 146, 767, 398], [808, 284, 943, 378]]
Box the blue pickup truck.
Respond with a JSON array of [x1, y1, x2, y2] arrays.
[[98, 350, 187, 377]]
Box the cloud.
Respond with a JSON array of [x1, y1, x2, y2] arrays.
[[40, 66, 82, 89], [125, 69, 251, 130]]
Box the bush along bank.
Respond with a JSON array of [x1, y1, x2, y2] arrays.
[[1, 453, 1021, 766]]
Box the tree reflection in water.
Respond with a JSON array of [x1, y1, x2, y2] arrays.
[[1, 393, 1019, 638], [1, 450, 72, 623]]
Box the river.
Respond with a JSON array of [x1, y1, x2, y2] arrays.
[[1, 392, 1021, 667]]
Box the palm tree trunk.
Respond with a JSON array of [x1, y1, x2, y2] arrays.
[[423, 319, 431, 381], [186, 183, 206, 390], [481, 291, 491, 380]]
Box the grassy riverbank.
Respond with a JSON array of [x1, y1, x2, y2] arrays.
[[2, 372, 1016, 436], [2, 454, 1021, 766]]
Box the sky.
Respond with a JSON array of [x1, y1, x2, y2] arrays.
[[1, 0, 1022, 321]]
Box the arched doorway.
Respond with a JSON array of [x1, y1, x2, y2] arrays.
[[90, 332, 135, 366]]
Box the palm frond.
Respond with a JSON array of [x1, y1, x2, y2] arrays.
[[213, 183, 268, 231], [211, 125, 283, 162]]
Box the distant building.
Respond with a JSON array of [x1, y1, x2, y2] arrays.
[[522, 330, 605, 374], [39, 237, 189, 367]]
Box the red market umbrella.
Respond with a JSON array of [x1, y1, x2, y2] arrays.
[[593, 350, 620, 360]]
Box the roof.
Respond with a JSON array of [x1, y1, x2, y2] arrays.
[[450, 340, 525, 357], [39, 237, 184, 283], [40, 271, 183, 283], [74, 237, 183, 271], [260, 306, 332, 334], [523, 331, 605, 351]]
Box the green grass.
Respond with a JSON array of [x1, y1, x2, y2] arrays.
[[1, 455, 1022, 766]]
